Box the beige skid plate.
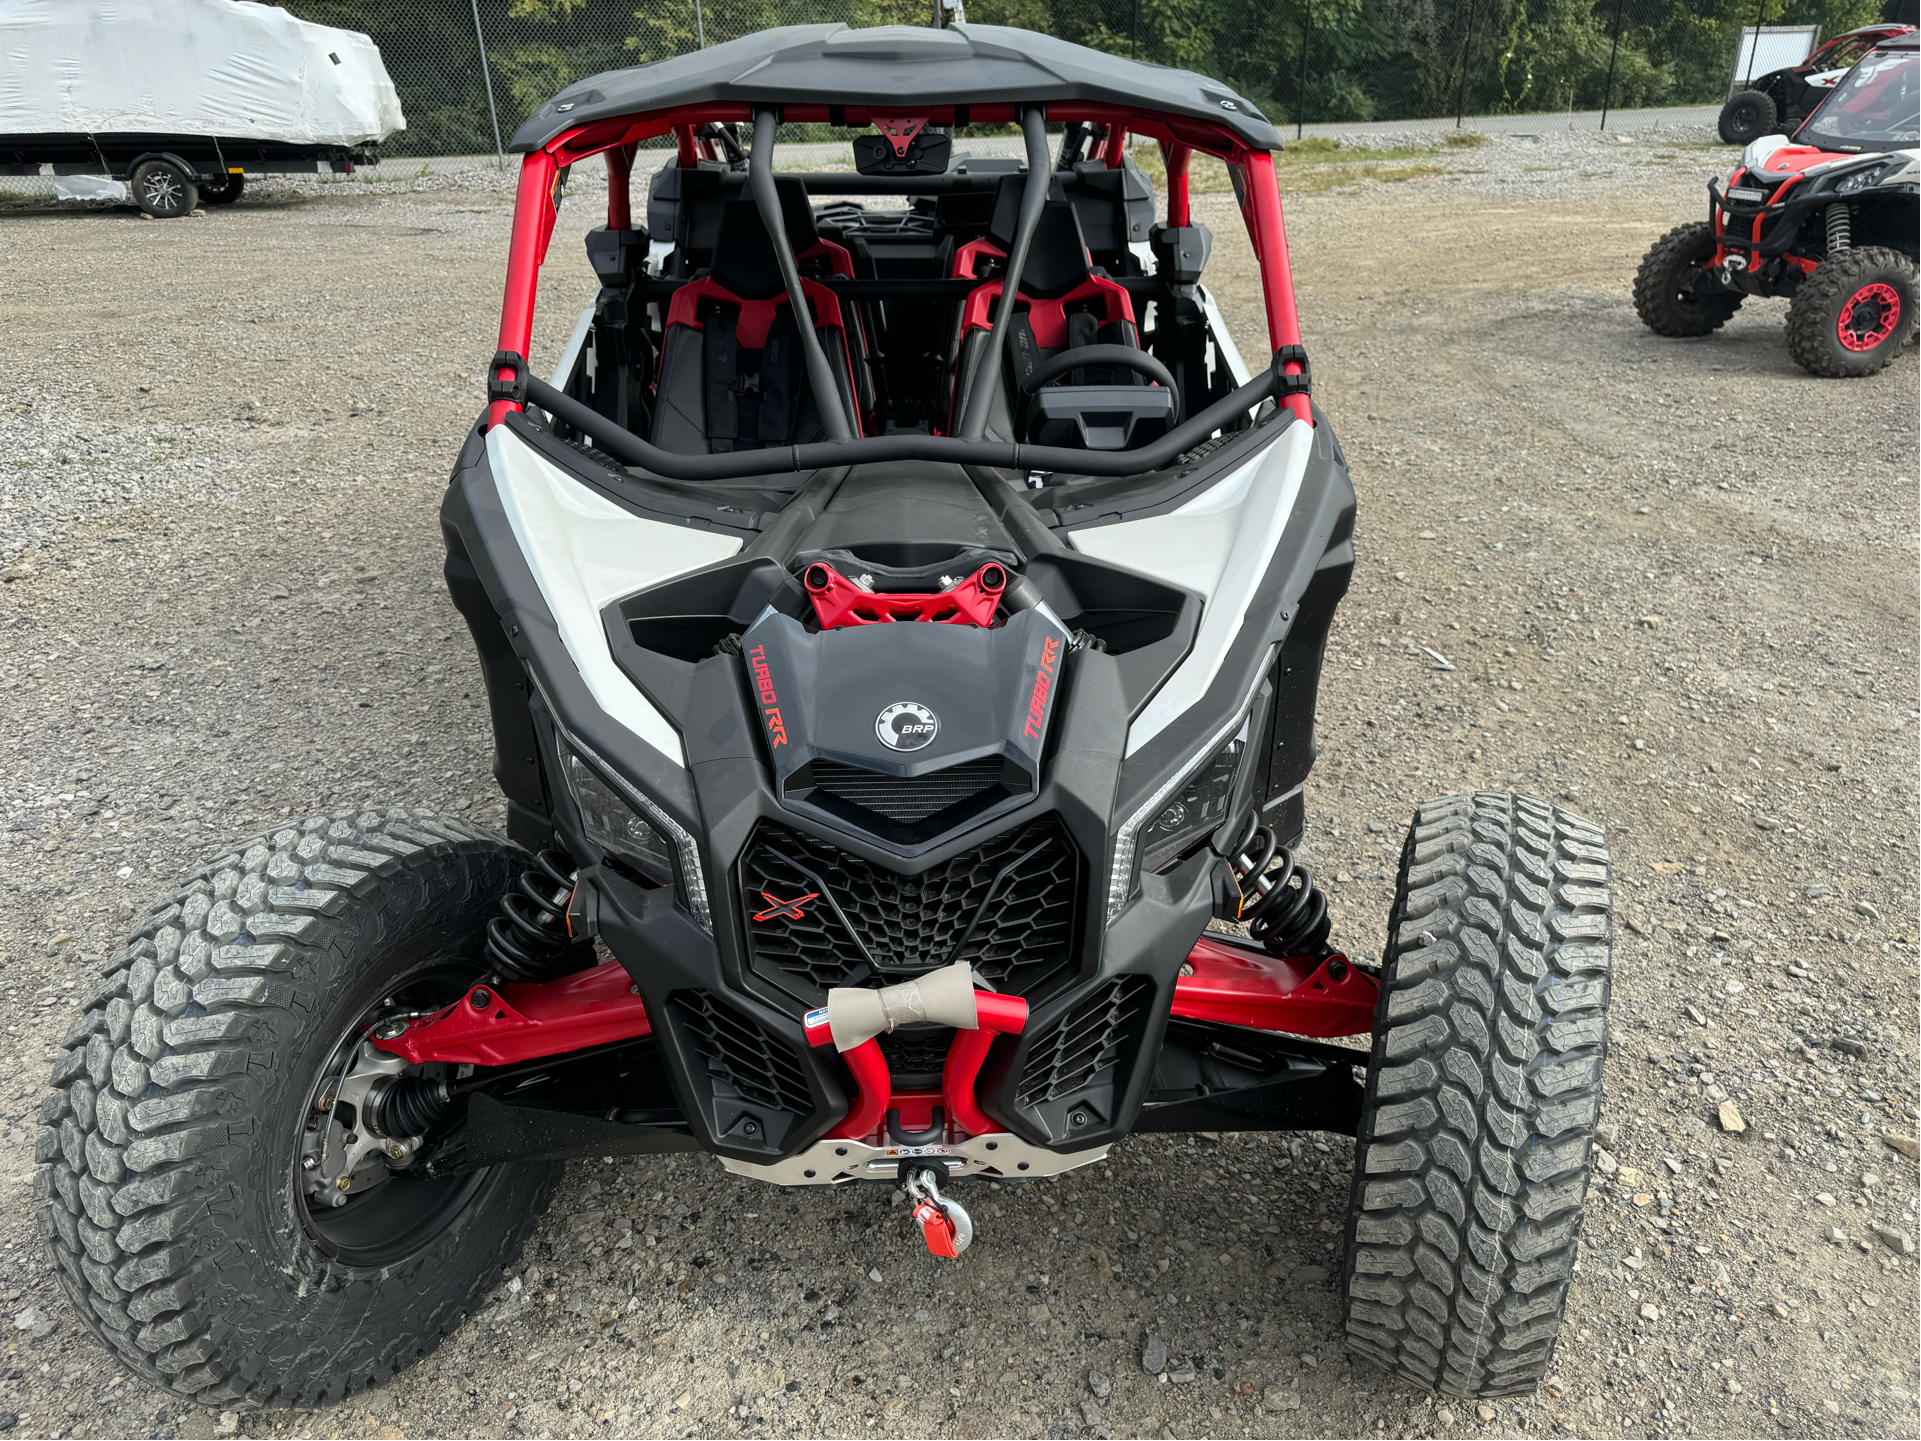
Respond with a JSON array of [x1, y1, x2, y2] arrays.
[[719, 1131, 1109, 1186]]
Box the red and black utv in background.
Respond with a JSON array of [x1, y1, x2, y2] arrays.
[[1719, 21, 1916, 145], [37, 23, 1615, 1413], [1638, 31, 1919, 377]]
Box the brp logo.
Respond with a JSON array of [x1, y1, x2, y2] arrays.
[[875, 701, 939, 752]]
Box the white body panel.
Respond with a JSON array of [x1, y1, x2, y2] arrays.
[[0, 0, 404, 146], [1196, 282, 1253, 386], [551, 303, 598, 395], [485, 427, 742, 768], [1067, 420, 1313, 756]]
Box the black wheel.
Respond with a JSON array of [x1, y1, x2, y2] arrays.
[[199, 172, 245, 206], [1632, 221, 1742, 338], [1340, 792, 1612, 1398], [1784, 247, 1918, 378], [130, 159, 198, 219], [1718, 89, 1778, 145], [35, 809, 561, 1407]]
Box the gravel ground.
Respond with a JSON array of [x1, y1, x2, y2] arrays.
[[1, 130, 1916, 1441]]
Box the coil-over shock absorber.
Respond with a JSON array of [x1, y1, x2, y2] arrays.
[[1224, 817, 1332, 958], [485, 849, 593, 982]]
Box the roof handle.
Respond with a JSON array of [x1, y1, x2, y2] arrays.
[[956, 104, 1050, 442], [748, 108, 855, 444]]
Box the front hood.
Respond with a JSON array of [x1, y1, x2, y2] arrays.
[[740, 607, 1069, 846]]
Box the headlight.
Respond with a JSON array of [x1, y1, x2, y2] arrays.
[[1107, 711, 1254, 926], [559, 739, 712, 930], [1835, 163, 1890, 194]]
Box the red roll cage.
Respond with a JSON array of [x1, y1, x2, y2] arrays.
[[487, 102, 1312, 436]]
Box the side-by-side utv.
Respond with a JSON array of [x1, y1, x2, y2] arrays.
[[37, 22, 1613, 1410]]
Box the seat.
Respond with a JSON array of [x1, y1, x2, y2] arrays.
[[649, 201, 863, 457], [943, 196, 1148, 443], [656, 170, 877, 425]]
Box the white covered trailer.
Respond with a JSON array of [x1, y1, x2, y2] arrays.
[[0, 0, 404, 216]]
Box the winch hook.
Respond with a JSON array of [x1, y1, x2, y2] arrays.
[[904, 1166, 974, 1258]]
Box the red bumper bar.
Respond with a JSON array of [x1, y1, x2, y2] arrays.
[[805, 990, 1028, 1141]]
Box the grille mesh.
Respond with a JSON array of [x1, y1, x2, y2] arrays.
[[739, 816, 1078, 995], [1017, 976, 1154, 1108], [877, 1024, 955, 1082], [672, 990, 812, 1115], [805, 756, 1008, 824]]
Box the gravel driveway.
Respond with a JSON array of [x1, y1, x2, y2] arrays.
[[1, 130, 1916, 1441]]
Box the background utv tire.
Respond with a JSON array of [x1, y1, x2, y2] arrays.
[[1717, 90, 1777, 145], [131, 159, 197, 219], [1784, 247, 1917, 378], [1633, 222, 1742, 337], [1341, 792, 1611, 1398], [35, 809, 561, 1408]]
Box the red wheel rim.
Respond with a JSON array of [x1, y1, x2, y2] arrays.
[[1837, 282, 1901, 352]]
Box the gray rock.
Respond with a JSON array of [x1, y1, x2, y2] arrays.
[[1088, 1371, 1111, 1400], [1871, 1225, 1915, 1256], [1142, 1334, 1167, 1375], [1264, 1379, 1302, 1412]]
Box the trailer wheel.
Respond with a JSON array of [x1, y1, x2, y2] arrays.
[[1340, 792, 1611, 1398], [131, 159, 198, 219], [34, 809, 560, 1406], [200, 172, 245, 206]]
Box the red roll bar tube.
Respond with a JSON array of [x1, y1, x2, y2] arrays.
[[1239, 149, 1313, 425]]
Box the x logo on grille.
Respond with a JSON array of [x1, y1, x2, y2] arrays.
[[753, 890, 820, 922]]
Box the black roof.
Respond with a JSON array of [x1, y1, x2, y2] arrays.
[[511, 23, 1281, 152]]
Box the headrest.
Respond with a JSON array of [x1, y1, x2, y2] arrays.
[[709, 201, 785, 300], [681, 170, 817, 255], [1012, 201, 1091, 300], [986, 171, 1065, 249]]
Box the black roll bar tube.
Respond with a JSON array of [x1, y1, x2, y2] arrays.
[[502, 352, 1284, 482], [749, 107, 854, 443], [956, 105, 1053, 441]]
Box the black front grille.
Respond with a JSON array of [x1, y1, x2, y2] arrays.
[[738, 815, 1079, 998], [877, 1024, 955, 1084], [1018, 976, 1154, 1108], [672, 990, 812, 1116], [805, 757, 1008, 824]]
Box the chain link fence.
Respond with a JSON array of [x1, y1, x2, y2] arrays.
[[269, 2, 1915, 156]]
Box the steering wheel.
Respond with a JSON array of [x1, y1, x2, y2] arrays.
[[1015, 345, 1181, 439]]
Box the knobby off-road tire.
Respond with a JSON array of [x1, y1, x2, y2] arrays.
[[1718, 90, 1777, 146], [1340, 792, 1611, 1398], [1784, 247, 1918, 378], [1633, 222, 1743, 338], [34, 809, 562, 1408]]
